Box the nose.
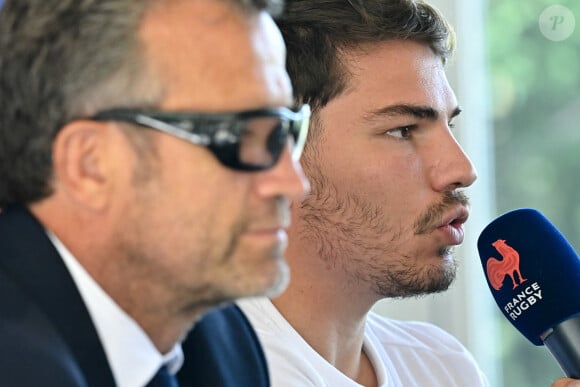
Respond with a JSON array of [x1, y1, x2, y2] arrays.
[[429, 129, 477, 192], [255, 142, 310, 200]]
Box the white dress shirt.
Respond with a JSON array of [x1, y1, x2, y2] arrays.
[[48, 231, 183, 387]]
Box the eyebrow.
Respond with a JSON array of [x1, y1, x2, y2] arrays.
[[365, 104, 462, 122]]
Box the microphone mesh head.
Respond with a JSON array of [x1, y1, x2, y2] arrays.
[[477, 208, 580, 345]]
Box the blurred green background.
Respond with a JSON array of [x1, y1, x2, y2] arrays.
[[487, 0, 580, 385]]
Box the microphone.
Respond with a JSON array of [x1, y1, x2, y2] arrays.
[[477, 208, 580, 378]]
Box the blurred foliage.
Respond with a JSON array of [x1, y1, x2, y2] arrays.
[[487, 0, 580, 386]]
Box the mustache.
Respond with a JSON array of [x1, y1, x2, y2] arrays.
[[414, 191, 470, 235], [243, 196, 291, 230]]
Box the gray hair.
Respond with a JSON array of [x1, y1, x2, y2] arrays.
[[0, 0, 283, 206]]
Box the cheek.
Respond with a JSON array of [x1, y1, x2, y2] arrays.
[[155, 156, 250, 238], [145, 180, 250, 270], [156, 140, 246, 210], [324, 147, 420, 198]]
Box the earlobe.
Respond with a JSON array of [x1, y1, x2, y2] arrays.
[[52, 120, 111, 211]]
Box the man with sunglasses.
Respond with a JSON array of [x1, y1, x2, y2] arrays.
[[0, 0, 308, 386]]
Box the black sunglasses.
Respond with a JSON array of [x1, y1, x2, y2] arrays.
[[91, 104, 311, 171]]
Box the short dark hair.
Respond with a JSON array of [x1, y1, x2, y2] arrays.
[[0, 0, 283, 207], [277, 0, 455, 111]]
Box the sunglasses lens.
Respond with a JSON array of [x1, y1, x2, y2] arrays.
[[237, 105, 310, 170], [91, 104, 310, 171], [237, 117, 285, 168]]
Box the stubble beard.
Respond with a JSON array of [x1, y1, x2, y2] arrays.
[[298, 172, 466, 299], [209, 196, 292, 301]]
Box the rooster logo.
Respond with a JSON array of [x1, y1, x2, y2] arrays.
[[486, 239, 527, 291]]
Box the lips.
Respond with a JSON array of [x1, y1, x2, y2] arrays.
[[436, 206, 470, 245], [246, 218, 290, 234], [245, 227, 286, 236], [441, 206, 470, 229]]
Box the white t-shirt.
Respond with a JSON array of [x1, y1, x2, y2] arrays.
[[238, 297, 489, 387]]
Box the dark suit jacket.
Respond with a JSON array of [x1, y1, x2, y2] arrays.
[[0, 206, 269, 387], [179, 305, 270, 387]]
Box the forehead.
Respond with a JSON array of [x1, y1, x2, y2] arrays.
[[139, 0, 290, 111], [341, 40, 457, 111]]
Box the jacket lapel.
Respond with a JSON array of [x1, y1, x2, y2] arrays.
[[0, 206, 116, 386]]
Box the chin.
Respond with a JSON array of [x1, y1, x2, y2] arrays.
[[264, 265, 290, 298], [233, 259, 290, 300], [258, 259, 290, 298], [425, 256, 457, 293], [374, 250, 458, 298]]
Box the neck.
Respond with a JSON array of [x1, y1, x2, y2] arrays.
[[87, 255, 215, 354], [272, 246, 379, 384], [30, 199, 202, 354]]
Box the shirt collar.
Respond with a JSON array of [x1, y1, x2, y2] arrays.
[[47, 231, 184, 387]]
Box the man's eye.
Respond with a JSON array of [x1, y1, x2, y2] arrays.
[[385, 125, 416, 140]]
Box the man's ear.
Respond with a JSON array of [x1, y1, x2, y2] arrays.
[[51, 120, 113, 211]]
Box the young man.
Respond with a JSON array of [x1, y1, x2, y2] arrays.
[[239, 0, 487, 385], [0, 0, 309, 385]]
